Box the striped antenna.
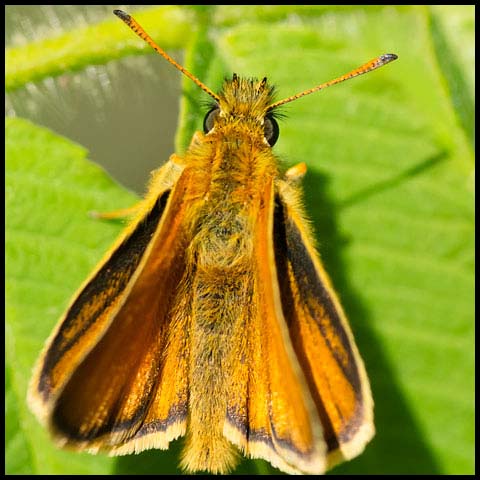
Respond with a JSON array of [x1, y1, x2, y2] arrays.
[[114, 10, 220, 102], [267, 53, 398, 111]]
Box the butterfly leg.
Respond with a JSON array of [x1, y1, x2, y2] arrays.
[[285, 162, 307, 182]]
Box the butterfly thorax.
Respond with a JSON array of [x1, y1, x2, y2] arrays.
[[181, 76, 279, 267], [173, 76, 281, 472]]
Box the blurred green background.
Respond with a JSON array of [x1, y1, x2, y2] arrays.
[[6, 5, 474, 475]]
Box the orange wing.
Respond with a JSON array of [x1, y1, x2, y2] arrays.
[[223, 178, 327, 475], [28, 161, 199, 454], [274, 180, 375, 468], [223, 176, 373, 473]]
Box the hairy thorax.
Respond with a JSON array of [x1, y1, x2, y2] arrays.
[[186, 126, 275, 273]]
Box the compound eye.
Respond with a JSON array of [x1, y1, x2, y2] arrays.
[[264, 114, 279, 146], [203, 107, 220, 133]]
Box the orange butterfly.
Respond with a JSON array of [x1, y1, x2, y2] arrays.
[[28, 9, 397, 474]]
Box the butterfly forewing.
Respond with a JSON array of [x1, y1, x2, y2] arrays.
[[274, 181, 374, 467], [29, 162, 201, 453]]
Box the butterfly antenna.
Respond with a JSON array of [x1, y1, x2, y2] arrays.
[[114, 10, 220, 102], [267, 53, 398, 111]]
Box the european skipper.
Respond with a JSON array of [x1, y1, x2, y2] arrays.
[[28, 10, 398, 475]]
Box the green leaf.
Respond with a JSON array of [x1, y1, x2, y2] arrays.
[[6, 5, 474, 475], [6, 116, 136, 474], [6, 6, 193, 92]]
